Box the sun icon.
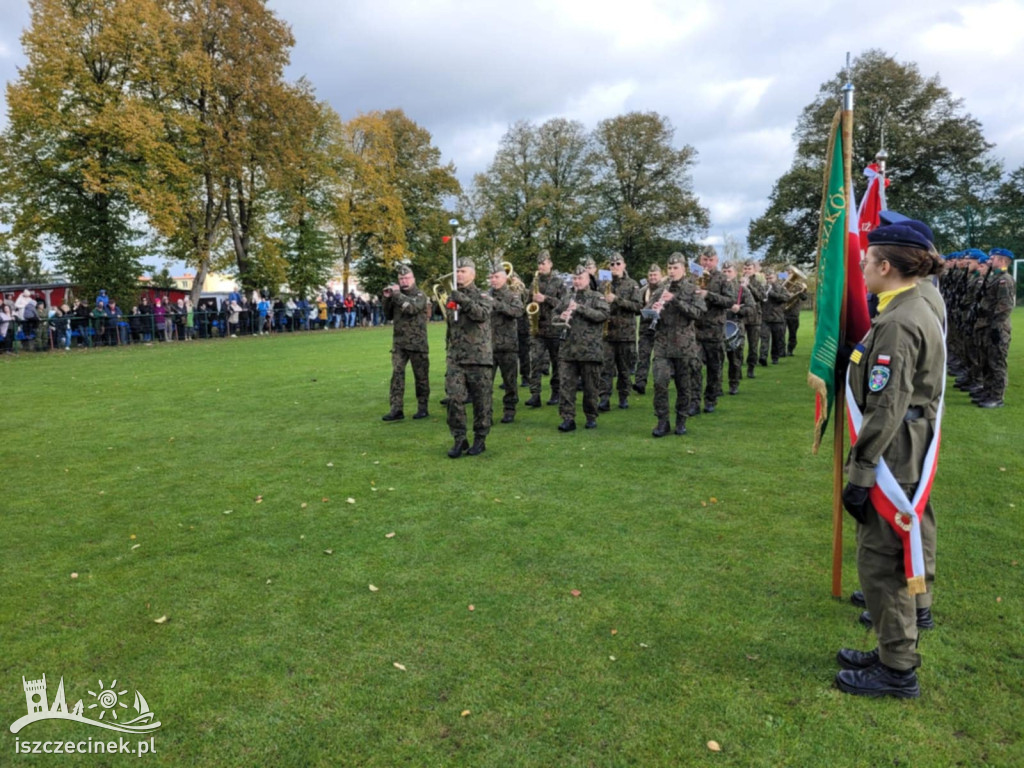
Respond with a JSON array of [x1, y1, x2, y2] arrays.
[[87, 680, 128, 720]]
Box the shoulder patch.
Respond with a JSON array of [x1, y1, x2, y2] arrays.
[[868, 365, 890, 392]]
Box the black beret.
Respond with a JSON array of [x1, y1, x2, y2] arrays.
[[867, 222, 932, 251], [876, 211, 935, 249]]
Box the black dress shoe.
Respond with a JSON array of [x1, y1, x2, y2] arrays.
[[835, 662, 920, 698], [632, 383, 646, 395], [618, 397, 629, 409], [412, 409, 429, 419], [557, 419, 576, 432], [584, 418, 597, 429], [546, 395, 560, 405], [703, 403, 716, 413], [381, 411, 404, 421], [525, 395, 542, 408], [860, 609, 934, 630], [598, 397, 611, 412], [674, 423, 687, 435], [500, 412, 514, 423], [652, 420, 670, 438], [850, 590, 867, 608], [979, 399, 1005, 408], [466, 438, 486, 456], [836, 647, 879, 670], [447, 438, 470, 458]]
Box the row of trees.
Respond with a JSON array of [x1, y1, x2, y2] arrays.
[[0, 0, 460, 304], [749, 50, 1024, 266]]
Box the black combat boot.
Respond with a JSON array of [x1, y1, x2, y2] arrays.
[[382, 410, 404, 422], [598, 396, 611, 412], [525, 395, 542, 408], [500, 412, 515, 423], [747, 365, 755, 379], [546, 393, 560, 406], [835, 662, 920, 699], [728, 384, 738, 395], [557, 419, 576, 432], [632, 383, 646, 394], [859, 608, 934, 630], [447, 438, 469, 458], [850, 590, 867, 608], [466, 437, 486, 456], [687, 403, 700, 417], [703, 402, 716, 413], [584, 418, 597, 429], [836, 647, 879, 670], [978, 398, 1004, 408], [412, 408, 429, 419], [674, 422, 687, 435], [440, 397, 450, 406], [618, 396, 629, 409], [651, 420, 670, 438]]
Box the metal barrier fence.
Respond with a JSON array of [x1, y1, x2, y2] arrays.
[[0, 309, 387, 354]]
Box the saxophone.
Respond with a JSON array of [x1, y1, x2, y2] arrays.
[[602, 278, 613, 340], [526, 270, 541, 337]]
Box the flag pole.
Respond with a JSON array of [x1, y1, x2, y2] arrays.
[[831, 71, 855, 598]]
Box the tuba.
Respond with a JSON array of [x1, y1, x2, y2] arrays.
[[431, 273, 453, 318], [526, 270, 541, 336], [781, 266, 808, 311], [504, 261, 525, 293]]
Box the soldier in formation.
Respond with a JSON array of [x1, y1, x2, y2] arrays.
[[488, 260, 524, 423], [598, 253, 643, 411], [445, 258, 493, 458], [381, 265, 430, 421], [723, 261, 757, 396], [633, 263, 663, 396], [525, 250, 566, 409], [692, 246, 737, 414], [556, 266, 611, 431]]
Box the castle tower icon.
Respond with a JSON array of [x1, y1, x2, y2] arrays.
[[23, 675, 47, 715]]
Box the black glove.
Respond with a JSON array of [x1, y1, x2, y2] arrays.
[[841, 483, 871, 525], [449, 289, 465, 304]]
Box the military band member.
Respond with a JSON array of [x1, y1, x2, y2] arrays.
[[976, 247, 1015, 408], [381, 264, 429, 421], [783, 272, 807, 356], [526, 250, 567, 408], [633, 263, 663, 395], [488, 260, 524, 423], [445, 258, 494, 458], [647, 253, 707, 437], [692, 246, 736, 414], [741, 260, 766, 378], [723, 261, 756, 395], [762, 271, 789, 365], [598, 253, 643, 410], [556, 266, 611, 431]]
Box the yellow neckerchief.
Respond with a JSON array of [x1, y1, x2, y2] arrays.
[[876, 284, 915, 313]]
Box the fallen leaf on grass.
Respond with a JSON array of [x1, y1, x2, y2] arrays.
[[346, 497, 355, 504], [323, 497, 331, 503], [570, 589, 581, 597], [393, 662, 406, 671], [324, 549, 334, 555], [369, 584, 379, 592], [70, 573, 78, 580], [710, 497, 718, 504], [639, 643, 649, 648], [461, 710, 471, 717], [266, 579, 272, 585], [610, 629, 618, 635], [746, 654, 760, 661], [609, 656, 616, 661], [999, 467, 1006, 472], [468, 605, 475, 612], [223, 510, 232, 515], [707, 740, 721, 752], [301, 503, 308, 509], [700, 501, 707, 507], [131, 544, 140, 551], [385, 532, 396, 538], [129, 534, 137, 540], [997, 596, 1002, 603], [255, 495, 263, 503], [154, 615, 169, 624], [327, 462, 334, 467]]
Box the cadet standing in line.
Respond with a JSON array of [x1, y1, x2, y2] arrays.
[[556, 266, 611, 432], [488, 259, 524, 423], [723, 261, 756, 396], [525, 250, 567, 408], [783, 270, 807, 357], [633, 263, 664, 395], [761, 271, 789, 365], [741, 260, 766, 378], [836, 217, 946, 698], [646, 253, 706, 437], [692, 246, 736, 414], [598, 253, 643, 411], [976, 247, 1016, 408], [381, 265, 430, 421], [445, 258, 494, 458]]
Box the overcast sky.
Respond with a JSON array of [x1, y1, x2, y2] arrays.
[[2, 0, 1023, 259]]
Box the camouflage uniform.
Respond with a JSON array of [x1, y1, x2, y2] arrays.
[[516, 286, 532, 386], [599, 272, 643, 404], [634, 279, 661, 392], [784, 288, 807, 355], [557, 288, 611, 424], [744, 276, 766, 374], [383, 282, 429, 415], [445, 280, 493, 446], [529, 271, 567, 401], [979, 267, 1015, 403], [490, 282, 524, 420], [725, 282, 757, 392], [692, 268, 737, 411], [762, 280, 789, 364], [965, 268, 991, 390], [649, 279, 706, 432]]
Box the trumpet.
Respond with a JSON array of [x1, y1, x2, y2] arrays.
[[381, 283, 400, 298]]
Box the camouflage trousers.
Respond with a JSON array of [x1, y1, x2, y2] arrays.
[[653, 356, 691, 426], [518, 332, 531, 382], [785, 314, 800, 353], [745, 321, 761, 368], [758, 320, 771, 363], [856, 499, 935, 671], [390, 348, 430, 413], [559, 359, 601, 422], [600, 339, 636, 400], [530, 336, 561, 397], [726, 336, 745, 387], [492, 350, 520, 415], [446, 363, 493, 441], [635, 330, 655, 388], [763, 322, 785, 363], [968, 328, 988, 386], [983, 326, 1011, 399], [692, 337, 725, 407]]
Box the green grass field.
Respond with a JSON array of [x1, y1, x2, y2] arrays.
[[2, 312, 1022, 767]]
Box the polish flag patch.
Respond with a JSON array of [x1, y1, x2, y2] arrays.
[[877, 354, 891, 365]]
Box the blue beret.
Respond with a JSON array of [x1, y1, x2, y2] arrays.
[[965, 248, 988, 262], [867, 222, 932, 251], [989, 247, 1015, 260]]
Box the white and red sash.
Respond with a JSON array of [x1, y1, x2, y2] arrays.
[[845, 314, 946, 595]]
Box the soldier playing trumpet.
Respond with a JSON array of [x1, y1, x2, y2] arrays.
[[381, 264, 429, 421]]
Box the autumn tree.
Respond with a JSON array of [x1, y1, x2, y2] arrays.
[[749, 50, 999, 263], [590, 111, 709, 272], [0, 0, 182, 303]]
